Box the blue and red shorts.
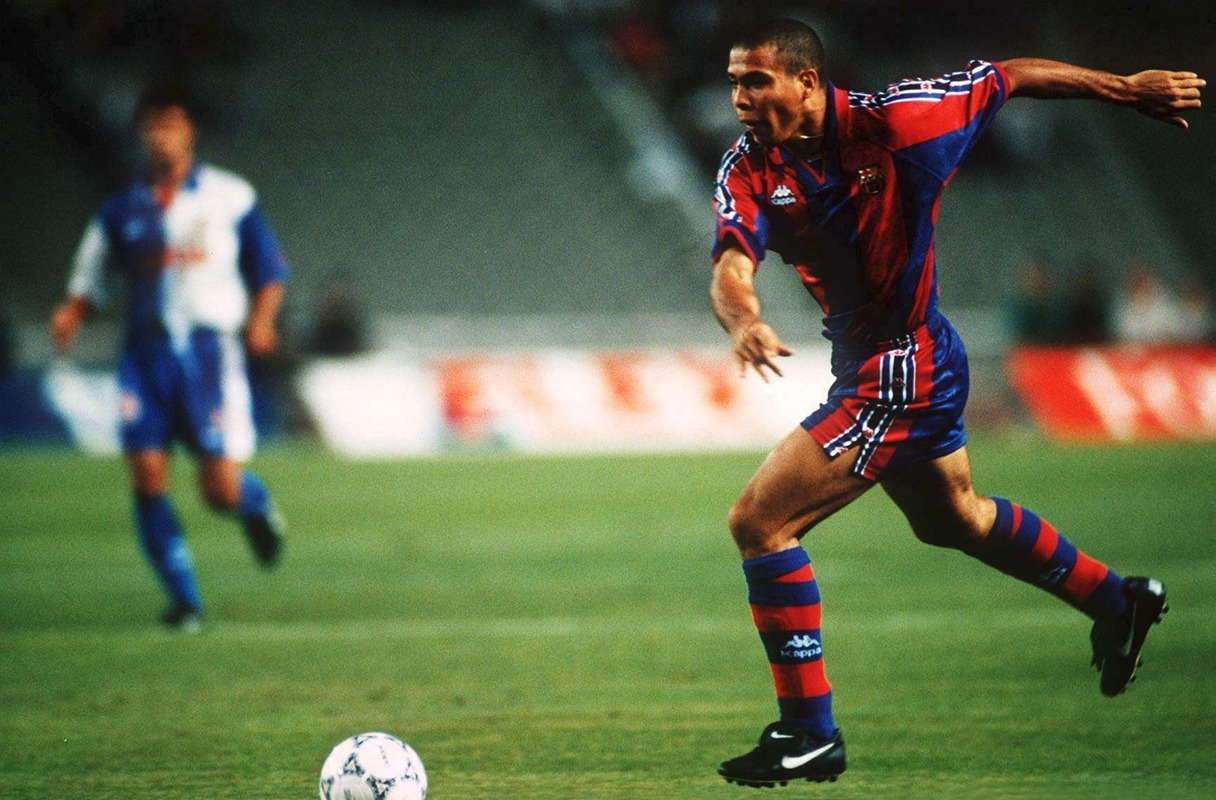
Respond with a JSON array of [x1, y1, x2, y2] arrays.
[[801, 312, 969, 481]]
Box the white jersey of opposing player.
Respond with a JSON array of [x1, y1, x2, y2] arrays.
[[68, 163, 288, 348]]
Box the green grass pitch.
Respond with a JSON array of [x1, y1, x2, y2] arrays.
[[2, 433, 1215, 799]]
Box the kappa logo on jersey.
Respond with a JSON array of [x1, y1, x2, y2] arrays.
[[857, 165, 886, 195], [770, 184, 797, 206], [780, 634, 823, 660]]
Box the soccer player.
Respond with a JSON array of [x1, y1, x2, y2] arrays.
[[50, 85, 290, 633], [710, 19, 1201, 787]]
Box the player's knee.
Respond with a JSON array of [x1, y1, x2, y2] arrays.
[[132, 473, 166, 496], [129, 461, 167, 495], [200, 479, 239, 513], [908, 499, 990, 549], [728, 491, 777, 555]]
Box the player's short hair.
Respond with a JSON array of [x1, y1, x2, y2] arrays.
[[732, 18, 825, 77], [134, 84, 197, 125]]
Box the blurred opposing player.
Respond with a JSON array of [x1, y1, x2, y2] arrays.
[[711, 18, 1201, 786], [50, 85, 289, 632]]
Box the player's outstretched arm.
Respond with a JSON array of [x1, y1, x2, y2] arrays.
[[245, 282, 286, 357], [1001, 58, 1204, 128], [50, 296, 92, 354], [711, 246, 793, 382]]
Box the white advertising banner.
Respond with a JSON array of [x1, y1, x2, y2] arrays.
[[297, 346, 834, 458]]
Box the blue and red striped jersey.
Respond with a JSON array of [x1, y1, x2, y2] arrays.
[[713, 60, 1009, 346]]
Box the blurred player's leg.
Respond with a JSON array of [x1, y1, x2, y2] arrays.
[[199, 457, 283, 567], [237, 467, 284, 567], [185, 330, 283, 567], [719, 428, 869, 786], [128, 450, 202, 631], [882, 446, 1165, 695]]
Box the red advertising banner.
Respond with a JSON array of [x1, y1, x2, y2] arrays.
[[1007, 346, 1216, 441]]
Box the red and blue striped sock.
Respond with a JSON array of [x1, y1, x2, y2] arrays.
[[978, 498, 1126, 620], [743, 547, 835, 740]]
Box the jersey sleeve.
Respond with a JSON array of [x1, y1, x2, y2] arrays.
[[66, 216, 111, 307], [712, 142, 769, 267], [237, 202, 291, 291], [865, 60, 1009, 177]]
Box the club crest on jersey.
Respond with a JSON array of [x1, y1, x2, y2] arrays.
[[856, 165, 886, 195], [770, 184, 797, 206]]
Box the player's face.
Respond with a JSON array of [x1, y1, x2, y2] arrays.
[[139, 106, 196, 171], [728, 45, 813, 145]]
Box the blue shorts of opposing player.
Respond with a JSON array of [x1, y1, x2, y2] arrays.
[[119, 327, 256, 460]]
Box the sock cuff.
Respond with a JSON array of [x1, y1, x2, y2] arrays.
[[990, 497, 1014, 536], [134, 493, 170, 512], [743, 547, 811, 582], [238, 471, 270, 518]]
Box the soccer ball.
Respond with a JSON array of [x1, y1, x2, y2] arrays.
[[319, 732, 427, 800]]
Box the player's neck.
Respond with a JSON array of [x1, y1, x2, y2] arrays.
[[786, 132, 825, 161], [149, 157, 194, 191], [787, 100, 827, 159]]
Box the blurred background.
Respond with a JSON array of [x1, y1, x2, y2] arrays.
[[3, 6, 1215, 797], [2, 0, 1215, 452]]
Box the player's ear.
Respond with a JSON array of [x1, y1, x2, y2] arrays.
[[797, 68, 820, 98]]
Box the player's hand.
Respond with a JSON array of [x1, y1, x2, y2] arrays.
[[245, 318, 279, 358], [731, 321, 793, 382], [50, 300, 86, 354], [1127, 70, 1204, 129]]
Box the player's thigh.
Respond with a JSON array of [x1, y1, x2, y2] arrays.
[[127, 449, 170, 495], [731, 426, 873, 556], [880, 445, 995, 546], [197, 456, 243, 511]]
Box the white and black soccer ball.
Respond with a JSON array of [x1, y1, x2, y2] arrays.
[[319, 732, 427, 800]]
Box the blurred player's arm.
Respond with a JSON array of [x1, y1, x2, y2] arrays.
[[712, 245, 793, 382], [1001, 58, 1204, 128], [237, 201, 290, 358], [50, 297, 93, 354], [245, 282, 286, 358], [51, 217, 109, 354]]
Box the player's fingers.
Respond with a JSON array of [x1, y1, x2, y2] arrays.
[[751, 361, 772, 383], [734, 351, 749, 378], [757, 351, 785, 378]]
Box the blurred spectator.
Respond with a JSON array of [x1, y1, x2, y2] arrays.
[[1058, 260, 1111, 344], [1113, 262, 1185, 344], [1006, 259, 1062, 344], [1177, 274, 1215, 342], [308, 281, 368, 357]]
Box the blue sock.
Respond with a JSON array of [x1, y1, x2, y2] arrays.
[[984, 498, 1127, 620], [237, 470, 270, 520], [134, 494, 201, 611]]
